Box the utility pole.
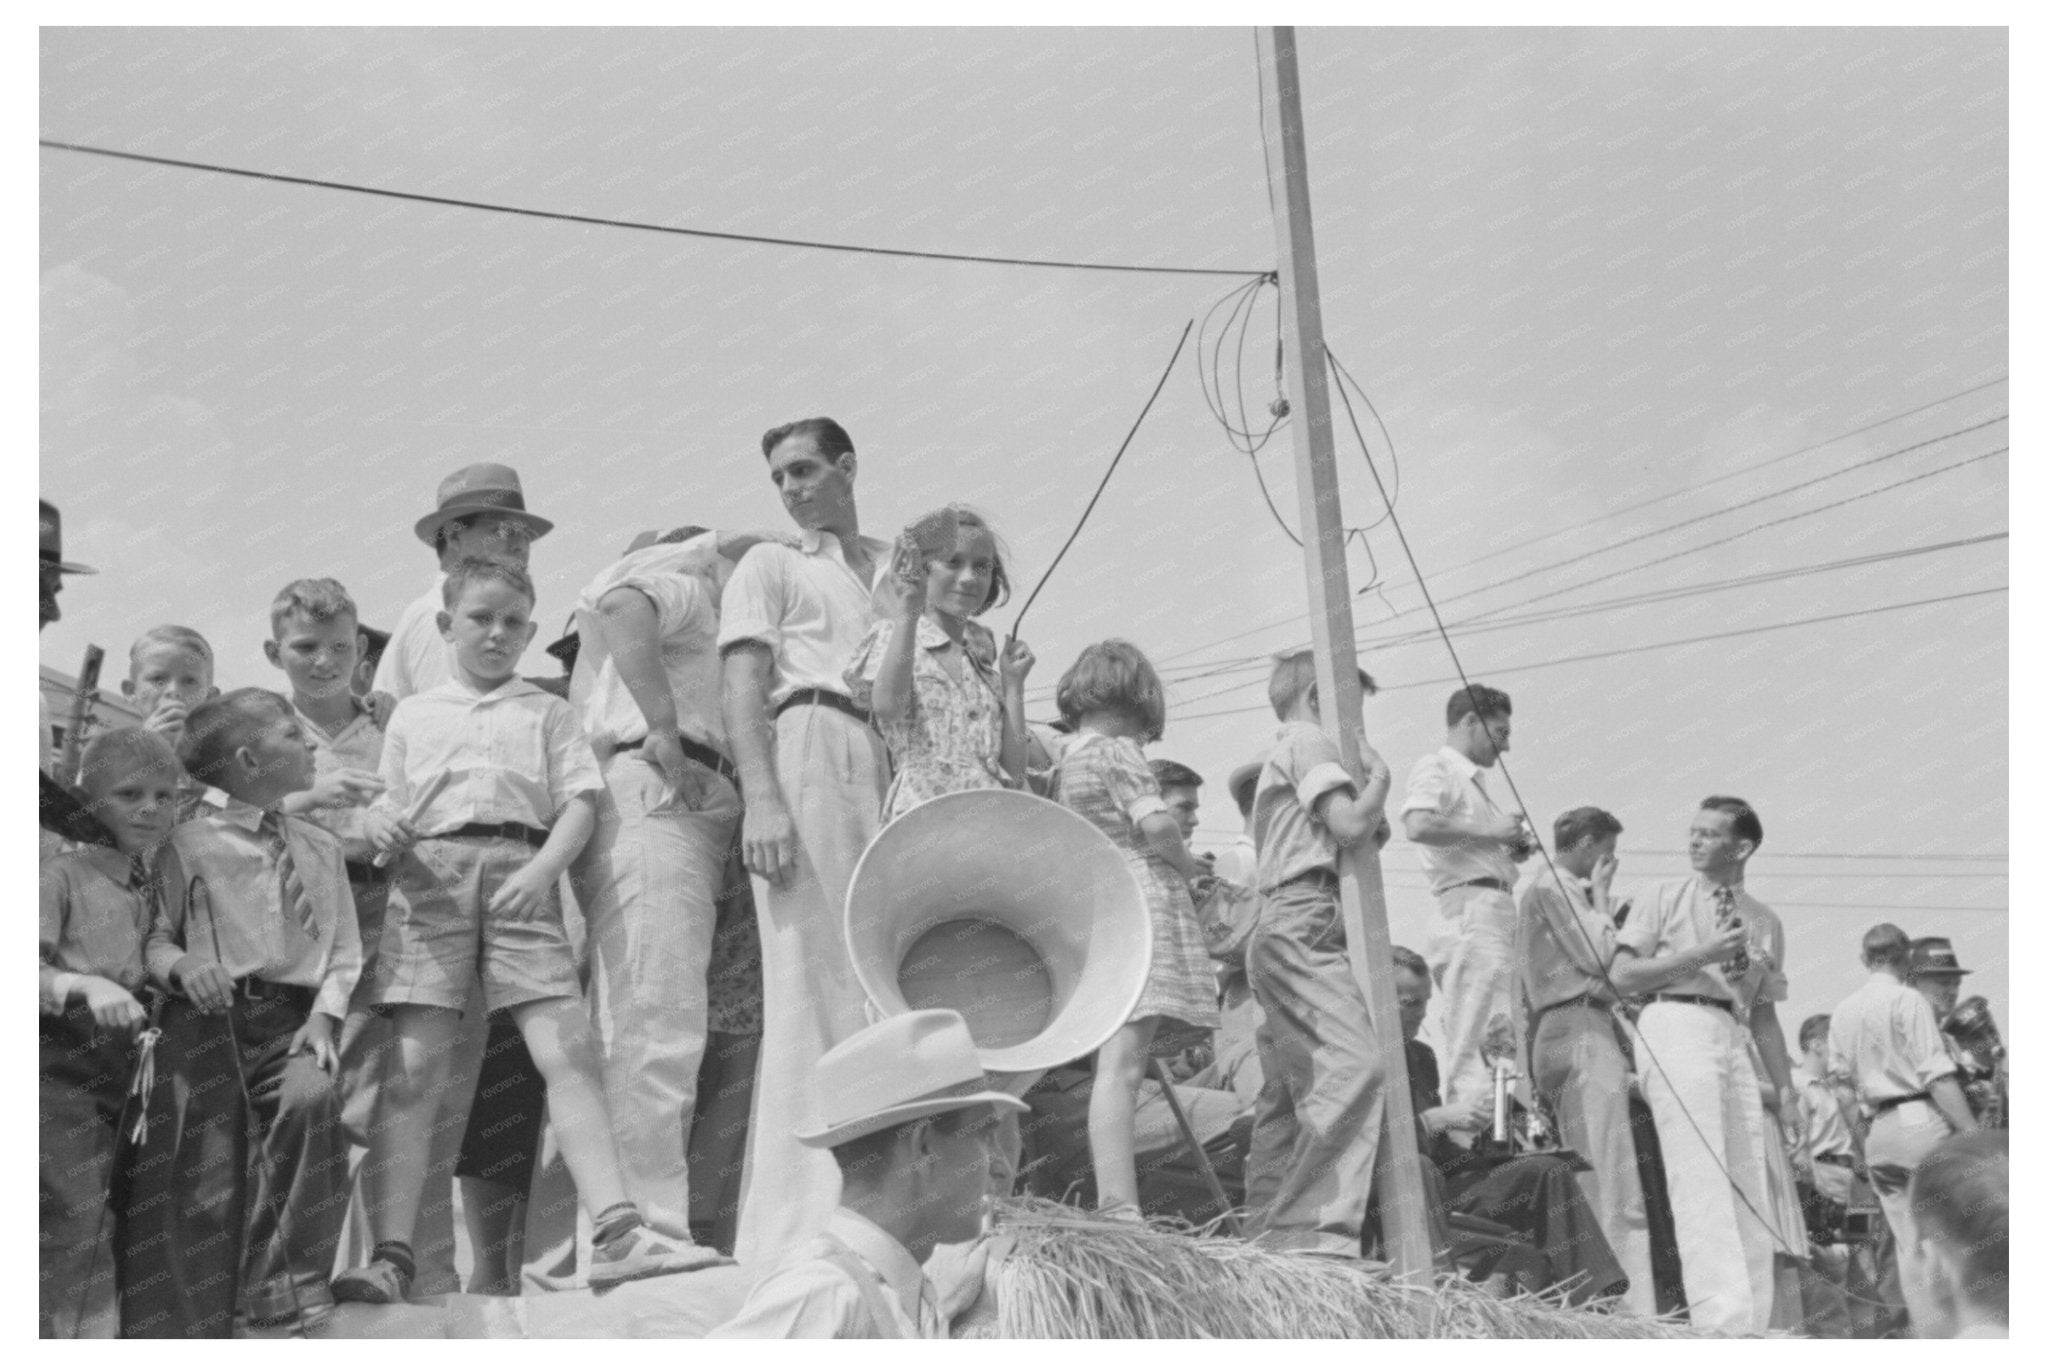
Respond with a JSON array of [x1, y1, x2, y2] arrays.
[[1257, 24, 1435, 1281]]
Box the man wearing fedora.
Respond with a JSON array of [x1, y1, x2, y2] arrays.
[[1826, 925, 1976, 1253], [710, 1010, 1017, 1339], [40, 499, 111, 851], [375, 463, 554, 700]]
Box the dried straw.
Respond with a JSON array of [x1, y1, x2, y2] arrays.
[[969, 1198, 1728, 1340]]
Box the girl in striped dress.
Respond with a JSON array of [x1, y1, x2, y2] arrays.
[[1051, 639, 1218, 1218]]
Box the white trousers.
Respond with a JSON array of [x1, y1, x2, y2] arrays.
[[732, 705, 886, 1266], [1864, 1100, 1951, 1244], [579, 752, 742, 1237], [1425, 883, 1517, 1110], [1635, 1000, 1777, 1336]]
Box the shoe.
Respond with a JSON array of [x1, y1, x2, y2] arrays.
[[331, 1259, 413, 1305], [588, 1225, 732, 1288]]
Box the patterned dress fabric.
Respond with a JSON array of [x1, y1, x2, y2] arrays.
[[1053, 732, 1218, 1029], [845, 615, 1009, 822]]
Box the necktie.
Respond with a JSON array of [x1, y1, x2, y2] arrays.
[[260, 811, 320, 941], [1711, 883, 1750, 981], [915, 1281, 943, 1338]]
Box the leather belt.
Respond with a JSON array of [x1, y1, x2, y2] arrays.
[[238, 978, 316, 1009], [1871, 1091, 1932, 1116], [1448, 876, 1513, 894], [1529, 993, 1611, 1034], [1650, 992, 1738, 1016], [773, 688, 872, 727], [610, 733, 740, 791], [431, 822, 550, 850]]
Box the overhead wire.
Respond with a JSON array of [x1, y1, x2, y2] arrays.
[[1146, 381, 2010, 671], [1305, 343, 1955, 1259], [1151, 531, 2007, 706], [39, 138, 1269, 279], [1169, 587, 2006, 722]]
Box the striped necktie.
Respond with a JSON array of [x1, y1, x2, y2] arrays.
[[1711, 883, 1750, 980], [260, 811, 319, 940]]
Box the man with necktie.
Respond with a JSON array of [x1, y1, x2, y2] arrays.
[[1609, 795, 1793, 1336]]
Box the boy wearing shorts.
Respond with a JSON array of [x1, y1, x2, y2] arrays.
[[334, 558, 720, 1303]]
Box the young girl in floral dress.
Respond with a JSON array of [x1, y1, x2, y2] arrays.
[[1051, 639, 1219, 1218], [845, 507, 1035, 823]]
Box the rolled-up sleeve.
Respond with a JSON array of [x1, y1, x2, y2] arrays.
[[1399, 755, 1450, 818], [542, 699, 605, 811], [1900, 996, 1962, 1087], [1614, 883, 1667, 960], [717, 546, 786, 655]]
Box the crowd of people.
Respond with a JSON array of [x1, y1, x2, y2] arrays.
[[37, 417, 2008, 1340]]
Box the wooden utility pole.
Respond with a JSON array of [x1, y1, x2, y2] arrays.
[[1257, 25, 1435, 1280]]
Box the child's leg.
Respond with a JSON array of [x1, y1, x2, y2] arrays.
[[239, 998, 348, 1323], [1088, 1016, 1160, 1213], [356, 1005, 462, 1254], [509, 996, 630, 1216]]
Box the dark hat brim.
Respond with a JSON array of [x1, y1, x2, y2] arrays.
[[46, 558, 97, 575]]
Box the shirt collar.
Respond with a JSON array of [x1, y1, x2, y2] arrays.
[[433, 674, 546, 704], [295, 694, 373, 740], [217, 795, 271, 832], [825, 1208, 927, 1316], [77, 842, 139, 882], [1435, 745, 1480, 782]]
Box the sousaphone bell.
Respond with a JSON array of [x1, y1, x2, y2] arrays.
[[844, 788, 1153, 1091]]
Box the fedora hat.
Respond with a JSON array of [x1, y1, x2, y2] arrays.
[[796, 1009, 1027, 1150], [1906, 936, 1972, 978], [39, 499, 95, 574], [412, 463, 554, 546]]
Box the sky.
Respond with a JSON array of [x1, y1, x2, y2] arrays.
[[39, 26, 2008, 1041]]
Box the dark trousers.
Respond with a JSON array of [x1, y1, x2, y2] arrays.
[[40, 1010, 136, 1338], [1440, 1151, 1629, 1306], [118, 992, 347, 1336]]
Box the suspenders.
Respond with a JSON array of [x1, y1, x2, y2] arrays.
[[814, 1236, 916, 1339]]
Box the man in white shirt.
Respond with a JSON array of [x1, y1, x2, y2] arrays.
[[570, 528, 757, 1244], [1399, 683, 1531, 1117], [719, 417, 895, 1265], [1610, 795, 1792, 1337], [711, 1010, 1018, 1338], [1827, 926, 1976, 1249]]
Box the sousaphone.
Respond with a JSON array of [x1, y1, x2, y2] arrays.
[[844, 788, 1153, 1089]]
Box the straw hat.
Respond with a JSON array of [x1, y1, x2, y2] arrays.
[[412, 463, 555, 546], [796, 1009, 1027, 1149]]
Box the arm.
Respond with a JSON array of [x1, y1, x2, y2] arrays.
[[1137, 810, 1204, 882], [1403, 807, 1520, 848], [997, 635, 1035, 786], [1749, 1001, 1795, 1110], [868, 616, 922, 728], [591, 586, 680, 737], [722, 643, 795, 884], [1607, 927, 1747, 997], [1313, 747, 1391, 848], [1926, 1074, 1979, 1135], [487, 791, 599, 921]]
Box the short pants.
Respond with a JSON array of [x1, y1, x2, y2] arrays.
[[372, 834, 581, 1014]]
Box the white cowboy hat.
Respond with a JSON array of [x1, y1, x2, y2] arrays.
[[796, 1009, 1027, 1150]]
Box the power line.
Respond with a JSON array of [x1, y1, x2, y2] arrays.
[[1148, 531, 2005, 706], [1146, 383, 2010, 671], [39, 138, 1269, 280], [1169, 586, 2006, 722], [1008, 320, 1193, 638]]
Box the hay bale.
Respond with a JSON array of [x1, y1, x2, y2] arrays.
[[967, 1199, 1725, 1339]]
